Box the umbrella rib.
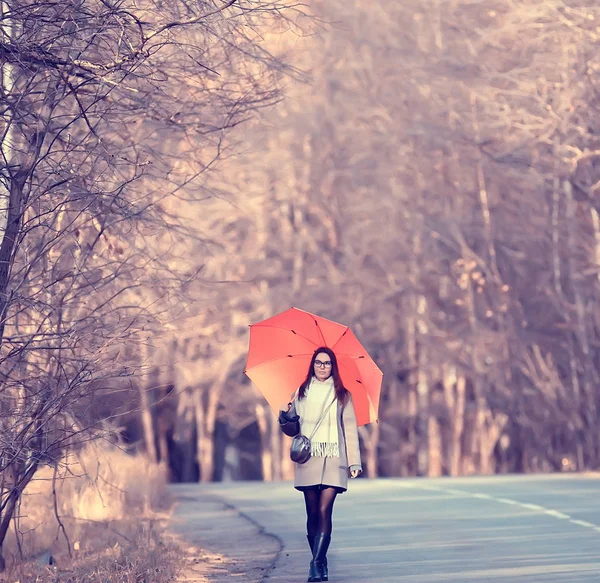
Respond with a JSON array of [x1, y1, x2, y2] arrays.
[[335, 353, 384, 374], [313, 317, 327, 347], [251, 323, 320, 348], [330, 333, 384, 374], [330, 327, 350, 352], [337, 360, 378, 394]]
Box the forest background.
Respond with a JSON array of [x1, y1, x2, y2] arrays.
[[2, 0, 600, 574]]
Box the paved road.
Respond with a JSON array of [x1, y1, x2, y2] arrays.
[[173, 473, 600, 582]]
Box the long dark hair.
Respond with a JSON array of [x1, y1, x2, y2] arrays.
[[298, 347, 348, 403]]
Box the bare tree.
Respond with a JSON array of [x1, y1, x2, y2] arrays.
[[0, 0, 298, 568]]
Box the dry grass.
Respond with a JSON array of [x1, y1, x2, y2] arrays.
[[2, 443, 181, 583]]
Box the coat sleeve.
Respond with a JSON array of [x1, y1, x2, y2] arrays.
[[278, 401, 299, 437], [342, 395, 362, 469]]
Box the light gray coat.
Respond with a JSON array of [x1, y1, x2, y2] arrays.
[[282, 394, 362, 492]]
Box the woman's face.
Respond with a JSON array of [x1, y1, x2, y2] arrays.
[[313, 352, 333, 381]]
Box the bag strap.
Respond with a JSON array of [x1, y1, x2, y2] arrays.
[[307, 394, 337, 440]]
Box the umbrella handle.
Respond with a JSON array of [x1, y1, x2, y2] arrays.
[[285, 389, 299, 411], [280, 389, 298, 414]]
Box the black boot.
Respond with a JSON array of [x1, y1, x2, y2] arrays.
[[307, 559, 321, 583], [307, 535, 318, 582], [308, 533, 330, 582], [307, 536, 328, 582]]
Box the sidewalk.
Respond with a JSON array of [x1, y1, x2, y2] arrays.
[[169, 487, 282, 582]]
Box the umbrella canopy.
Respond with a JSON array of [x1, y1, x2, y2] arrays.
[[245, 307, 382, 426]]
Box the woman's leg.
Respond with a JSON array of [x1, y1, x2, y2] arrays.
[[303, 489, 321, 539], [317, 487, 338, 535], [304, 489, 322, 582], [311, 487, 337, 581]]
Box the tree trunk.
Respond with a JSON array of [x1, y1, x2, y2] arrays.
[[156, 415, 171, 476], [359, 423, 379, 478], [405, 312, 419, 475], [416, 295, 429, 476], [139, 339, 158, 463], [551, 176, 563, 296], [139, 336, 159, 463], [443, 366, 465, 476], [270, 414, 282, 481], [140, 385, 158, 463], [195, 361, 236, 483], [0, 0, 48, 344], [590, 207, 600, 286], [564, 180, 598, 465], [0, 462, 38, 571], [0, 178, 24, 342], [256, 403, 273, 481], [280, 433, 294, 480], [427, 416, 442, 477], [195, 391, 213, 483], [590, 206, 600, 464], [479, 408, 508, 474], [471, 91, 499, 278]]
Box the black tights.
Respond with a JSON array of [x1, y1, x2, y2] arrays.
[[303, 487, 338, 537]]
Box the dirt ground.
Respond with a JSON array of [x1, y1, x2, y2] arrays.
[[169, 490, 281, 583]]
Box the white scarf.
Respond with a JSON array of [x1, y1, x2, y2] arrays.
[[295, 376, 339, 458]]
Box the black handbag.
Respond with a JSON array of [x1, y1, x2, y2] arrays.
[[290, 434, 312, 464], [278, 409, 300, 437], [290, 397, 336, 464]]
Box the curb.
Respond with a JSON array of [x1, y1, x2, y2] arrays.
[[221, 500, 284, 581], [169, 488, 282, 583]]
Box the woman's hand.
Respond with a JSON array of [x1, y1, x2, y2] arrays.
[[349, 467, 362, 479]]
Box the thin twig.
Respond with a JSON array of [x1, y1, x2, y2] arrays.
[[52, 465, 72, 558]]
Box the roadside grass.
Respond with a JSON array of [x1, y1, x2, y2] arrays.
[[3, 443, 182, 583]]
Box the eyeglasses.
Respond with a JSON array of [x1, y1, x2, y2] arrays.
[[314, 360, 332, 368]]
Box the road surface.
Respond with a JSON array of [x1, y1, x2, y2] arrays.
[[172, 473, 600, 582]]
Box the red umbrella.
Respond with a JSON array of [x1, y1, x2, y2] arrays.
[[245, 307, 382, 426]]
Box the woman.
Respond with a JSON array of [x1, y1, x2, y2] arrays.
[[279, 346, 362, 583]]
